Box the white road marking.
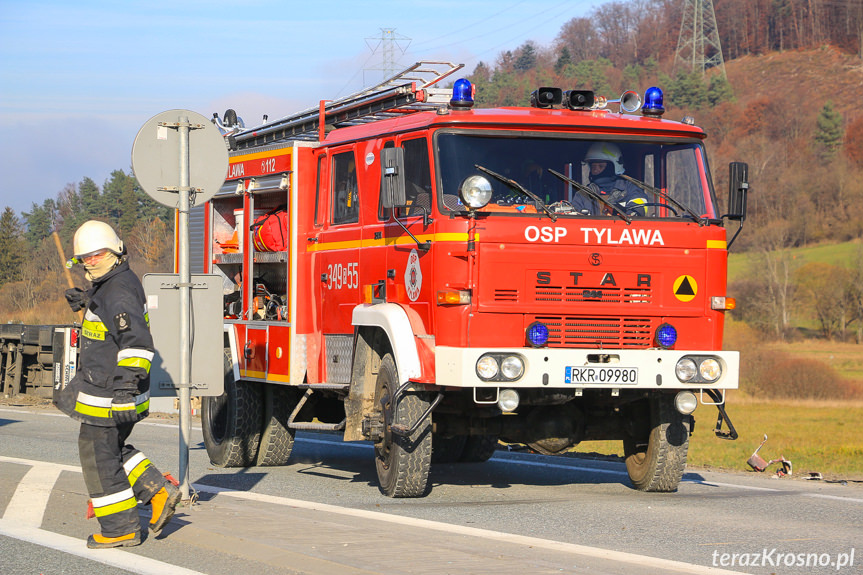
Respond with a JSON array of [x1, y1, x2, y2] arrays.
[[0, 519, 207, 575], [194, 482, 751, 575], [4, 464, 63, 527]]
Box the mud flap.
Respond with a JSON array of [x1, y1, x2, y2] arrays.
[[704, 389, 738, 440]]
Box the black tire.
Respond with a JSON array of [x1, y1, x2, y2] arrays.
[[202, 349, 263, 467], [459, 434, 499, 463], [374, 353, 432, 497], [623, 394, 690, 492], [256, 384, 301, 466], [431, 433, 467, 463]]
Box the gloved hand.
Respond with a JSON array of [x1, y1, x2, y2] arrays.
[[65, 288, 89, 312], [111, 392, 138, 425]]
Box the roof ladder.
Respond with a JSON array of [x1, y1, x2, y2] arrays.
[[228, 60, 464, 150]]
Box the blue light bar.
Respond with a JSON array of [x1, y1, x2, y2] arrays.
[[655, 323, 677, 348], [527, 322, 549, 347], [450, 78, 474, 109], [642, 86, 665, 117]]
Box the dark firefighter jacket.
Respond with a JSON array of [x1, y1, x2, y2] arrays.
[[55, 260, 154, 427]]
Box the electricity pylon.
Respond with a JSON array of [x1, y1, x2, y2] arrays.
[[365, 28, 411, 84], [674, 0, 726, 77]]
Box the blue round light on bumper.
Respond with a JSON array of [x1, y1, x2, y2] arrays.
[[655, 323, 677, 348], [527, 322, 549, 347]]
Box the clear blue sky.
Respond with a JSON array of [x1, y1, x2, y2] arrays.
[[0, 0, 591, 216]]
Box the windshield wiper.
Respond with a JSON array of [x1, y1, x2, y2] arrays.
[[548, 169, 631, 223], [619, 174, 705, 225], [474, 164, 556, 222]]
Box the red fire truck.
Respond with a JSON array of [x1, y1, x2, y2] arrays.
[[197, 61, 747, 497]]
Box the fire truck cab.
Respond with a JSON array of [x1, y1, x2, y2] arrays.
[[198, 62, 747, 497]]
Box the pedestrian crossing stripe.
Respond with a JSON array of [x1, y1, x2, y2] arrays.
[[673, 275, 697, 302]]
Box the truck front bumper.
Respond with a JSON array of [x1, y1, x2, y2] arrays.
[[435, 346, 739, 391]]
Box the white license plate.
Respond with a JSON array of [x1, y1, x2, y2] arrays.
[[565, 366, 639, 385]]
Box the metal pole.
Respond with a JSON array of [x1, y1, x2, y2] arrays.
[[177, 115, 192, 501]]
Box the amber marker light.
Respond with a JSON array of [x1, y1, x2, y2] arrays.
[[437, 290, 471, 305]]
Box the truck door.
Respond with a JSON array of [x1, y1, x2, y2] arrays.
[[315, 148, 362, 382], [386, 137, 434, 329]]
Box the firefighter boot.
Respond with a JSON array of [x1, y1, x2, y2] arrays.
[[149, 482, 181, 533], [86, 530, 142, 549]]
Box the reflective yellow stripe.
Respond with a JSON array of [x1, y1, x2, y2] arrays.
[[126, 459, 151, 487], [75, 402, 111, 418], [306, 232, 476, 252], [706, 240, 727, 249], [118, 357, 152, 372], [136, 399, 149, 414], [93, 496, 137, 517], [82, 320, 108, 341]]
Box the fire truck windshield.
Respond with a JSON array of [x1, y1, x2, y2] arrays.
[[436, 133, 718, 219]]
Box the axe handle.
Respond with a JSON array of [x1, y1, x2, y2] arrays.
[[52, 231, 84, 323]]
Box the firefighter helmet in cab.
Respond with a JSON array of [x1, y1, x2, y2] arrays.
[[73, 220, 125, 259], [583, 142, 625, 175]]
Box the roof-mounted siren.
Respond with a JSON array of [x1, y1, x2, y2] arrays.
[[601, 91, 642, 113], [563, 90, 595, 110], [450, 79, 475, 109], [641, 87, 665, 117], [530, 87, 563, 108]]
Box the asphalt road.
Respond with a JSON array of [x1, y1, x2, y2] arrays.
[[1, 403, 861, 575]]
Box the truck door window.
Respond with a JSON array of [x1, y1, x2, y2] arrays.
[[400, 137, 431, 218], [332, 151, 358, 224], [315, 154, 326, 226]]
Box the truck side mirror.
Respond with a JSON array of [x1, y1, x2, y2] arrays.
[[380, 147, 406, 209], [727, 162, 749, 221]]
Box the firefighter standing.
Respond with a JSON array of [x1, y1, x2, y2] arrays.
[[56, 220, 180, 549]]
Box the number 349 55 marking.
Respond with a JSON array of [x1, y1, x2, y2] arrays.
[[327, 262, 358, 290]]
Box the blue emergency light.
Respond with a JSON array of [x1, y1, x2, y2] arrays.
[[642, 86, 665, 117], [655, 323, 677, 348], [450, 78, 474, 109]]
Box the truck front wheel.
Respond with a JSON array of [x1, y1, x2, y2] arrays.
[[623, 394, 690, 492], [202, 349, 263, 467], [373, 353, 432, 497]]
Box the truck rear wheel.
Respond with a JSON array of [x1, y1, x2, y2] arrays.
[[623, 394, 690, 492], [202, 349, 263, 467], [256, 384, 301, 466], [374, 353, 432, 497]]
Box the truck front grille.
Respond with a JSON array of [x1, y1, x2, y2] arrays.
[[531, 315, 655, 349]]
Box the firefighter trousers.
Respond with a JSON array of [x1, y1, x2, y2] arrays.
[[78, 422, 168, 537]]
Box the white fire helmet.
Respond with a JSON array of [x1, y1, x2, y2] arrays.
[[73, 220, 124, 259], [583, 142, 625, 175]]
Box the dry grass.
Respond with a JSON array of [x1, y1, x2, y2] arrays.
[[574, 398, 863, 479]]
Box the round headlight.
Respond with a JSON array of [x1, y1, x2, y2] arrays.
[[699, 358, 721, 382], [476, 355, 499, 379], [459, 175, 493, 209], [674, 391, 698, 415], [497, 389, 520, 412], [675, 358, 697, 382], [500, 356, 525, 380]]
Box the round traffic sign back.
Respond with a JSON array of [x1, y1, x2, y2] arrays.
[[131, 109, 229, 208]]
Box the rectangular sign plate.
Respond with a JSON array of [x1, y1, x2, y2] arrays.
[[565, 366, 639, 385]]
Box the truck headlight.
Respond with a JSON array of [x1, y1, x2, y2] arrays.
[[476, 356, 499, 380], [699, 358, 721, 382], [459, 175, 493, 208], [500, 356, 525, 380], [675, 358, 697, 382]]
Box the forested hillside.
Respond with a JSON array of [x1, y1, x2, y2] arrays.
[[1, 0, 861, 357]]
